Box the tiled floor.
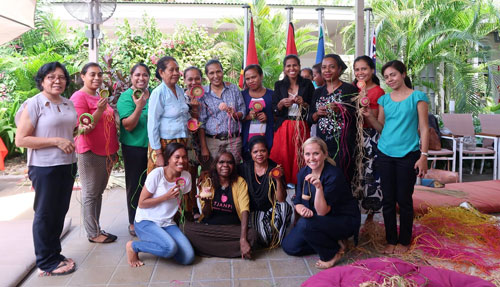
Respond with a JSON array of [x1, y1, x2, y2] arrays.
[[17, 186, 317, 287]]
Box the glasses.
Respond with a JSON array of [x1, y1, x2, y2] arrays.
[[46, 75, 67, 82], [217, 160, 235, 165]]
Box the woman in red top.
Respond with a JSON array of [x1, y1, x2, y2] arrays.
[[353, 55, 385, 219], [71, 62, 119, 243]]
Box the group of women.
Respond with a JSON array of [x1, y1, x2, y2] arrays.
[[15, 51, 428, 276]]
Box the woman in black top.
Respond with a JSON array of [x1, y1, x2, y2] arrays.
[[308, 54, 358, 186], [270, 54, 315, 185], [238, 136, 292, 247], [282, 137, 360, 269]]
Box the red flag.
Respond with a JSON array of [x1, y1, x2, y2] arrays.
[[239, 17, 259, 88], [286, 22, 297, 56]]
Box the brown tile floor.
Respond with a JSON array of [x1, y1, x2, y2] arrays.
[[17, 186, 317, 287]]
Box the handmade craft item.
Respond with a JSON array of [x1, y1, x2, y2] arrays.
[[360, 96, 370, 107], [189, 85, 204, 99], [176, 177, 186, 188], [249, 100, 264, 113], [302, 181, 312, 200], [133, 89, 143, 99], [79, 113, 94, 126], [356, 80, 366, 90], [269, 165, 283, 179], [187, 118, 201, 132], [218, 102, 228, 112], [199, 177, 214, 199], [99, 89, 110, 99]]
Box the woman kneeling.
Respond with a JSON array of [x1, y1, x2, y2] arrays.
[[126, 143, 195, 267], [282, 137, 360, 269]]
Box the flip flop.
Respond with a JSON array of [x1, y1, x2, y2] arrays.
[[128, 225, 136, 237], [39, 261, 76, 277]]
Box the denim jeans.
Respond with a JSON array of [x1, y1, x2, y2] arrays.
[[132, 220, 195, 265]]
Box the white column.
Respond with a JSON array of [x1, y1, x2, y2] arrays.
[[354, 0, 364, 58]]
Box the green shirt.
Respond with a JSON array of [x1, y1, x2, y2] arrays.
[[117, 88, 150, 148]]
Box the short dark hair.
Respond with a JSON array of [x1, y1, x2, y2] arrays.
[[183, 66, 203, 78], [244, 64, 263, 77], [248, 135, 268, 153], [130, 63, 150, 76], [312, 63, 322, 74], [210, 151, 238, 189], [301, 68, 313, 77], [35, 62, 71, 91], [163, 142, 187, 163], [204, 59, 223, 75], [155, 56, 177, 81], [381, 60, 412, 89], [353, 55, 380, 86], [81, 62, 102, 75], [323, 54, 348, 74]]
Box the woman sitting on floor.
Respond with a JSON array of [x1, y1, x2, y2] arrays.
[[282, 137, 360, 269], [238, 136, 292, 247], [126, 142, 195, 267], [184, 151, 257, 258]]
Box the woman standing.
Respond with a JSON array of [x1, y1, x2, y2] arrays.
[[117, 63, 151, 236], [241, 64, 274, 160], [71, 62, 119, 243], [270, 55, 315, 184], [238, 136, 292, 247], [282, 137, 360, 269], [364, 60, 429, 254], [353, 55, 385, 216], [15, 62, 78, 275], [126, 143, 195, 267], [308, 54, 358, 186], [184, 152, 257, 258], [147, 56, 194, 172]]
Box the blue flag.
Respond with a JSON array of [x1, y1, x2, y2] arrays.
[[315, 26, 325, 64]]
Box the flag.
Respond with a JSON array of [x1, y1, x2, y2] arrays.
[[369, 28, 377, 73], [315, 26, 324, 64], [239, 17, 259, 88], [286, 22, 297, 56]]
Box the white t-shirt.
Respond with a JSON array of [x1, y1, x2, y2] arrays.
[[135, 167, 192, 227]]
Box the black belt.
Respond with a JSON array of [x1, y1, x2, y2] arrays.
[[207, 133, 240, 140]]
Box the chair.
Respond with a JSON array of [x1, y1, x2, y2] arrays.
[[479, 114, 500, 180], [427, 135, 456, 172], [441, 114, 497, 182]]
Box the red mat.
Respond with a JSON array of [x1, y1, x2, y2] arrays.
[[413, 180, 500, 214]]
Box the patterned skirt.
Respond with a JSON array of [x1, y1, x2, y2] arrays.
[[360, 128, 383, 214], [251, 201, 293, 248]]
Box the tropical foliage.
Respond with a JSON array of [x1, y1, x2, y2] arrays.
[[216, 0, 318, 88], [342, 0, 500, 114]]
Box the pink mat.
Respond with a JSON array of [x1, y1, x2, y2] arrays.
[[302, 257, 494, 287], [413, 180, 500, 214]]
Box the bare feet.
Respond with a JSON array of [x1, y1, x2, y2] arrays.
[[383, 244, 396, 254], [315, 252, 343, 269], [315, 241, 346, 269], [126, 241, 144, 268], [393, 244, 410, 254]]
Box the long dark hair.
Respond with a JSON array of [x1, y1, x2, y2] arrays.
[[155, 56, 177, 81], [353, 55, 380, 86], [381, 60, 412, 89], [210, 151, 238, 190], [282, 54, 305, 89]]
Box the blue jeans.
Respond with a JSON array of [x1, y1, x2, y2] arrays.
[[133, 220, 194, 265]]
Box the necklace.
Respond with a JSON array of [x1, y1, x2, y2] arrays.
[[254, 164, 268, 185]]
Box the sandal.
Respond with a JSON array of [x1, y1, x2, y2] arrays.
[[39, 260, 76, 277], [88, 231, 117, 243], [128, 225, 136, 237]]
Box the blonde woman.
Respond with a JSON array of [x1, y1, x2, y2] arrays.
[[282, 137, 360, 269]]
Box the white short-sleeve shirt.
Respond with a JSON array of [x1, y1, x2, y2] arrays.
[[134, 167, 191, 227]]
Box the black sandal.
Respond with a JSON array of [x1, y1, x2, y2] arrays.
[[88, 231, 117, 243]]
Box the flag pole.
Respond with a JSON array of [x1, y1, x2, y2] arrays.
[[285, 6, 293, 36], [364, 7, 372, 56], [243, 5, 250, 68], [316, 7, 324, 31]]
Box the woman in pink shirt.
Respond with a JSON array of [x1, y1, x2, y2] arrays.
[[71, 62, 119, 243]]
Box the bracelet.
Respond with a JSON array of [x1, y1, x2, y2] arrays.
[[421, 152, 429, 157]]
